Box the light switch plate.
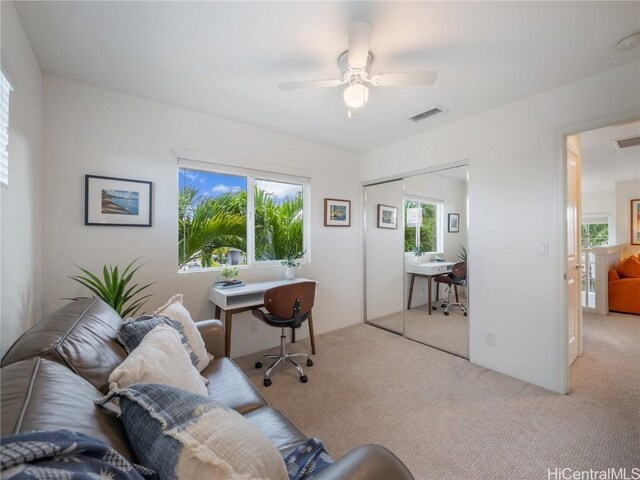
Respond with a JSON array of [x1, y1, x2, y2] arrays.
[[537, 241, 548, 256]]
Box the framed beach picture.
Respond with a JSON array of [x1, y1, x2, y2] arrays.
[[324, 198, 351, 227], [631, 199, 640, 245], [85, 175, 153, 227], [377, 204, 398, 229], [448, 213, 460, 233]]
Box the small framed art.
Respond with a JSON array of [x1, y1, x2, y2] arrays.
[[324, 198, 351, 227], [448, 213, 460, 233], [631, 199, 640, 245], [85, 175, 153, 227], [377, 204, 398, 229]]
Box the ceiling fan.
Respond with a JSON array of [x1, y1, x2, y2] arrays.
[[279, 22, 439, 117]]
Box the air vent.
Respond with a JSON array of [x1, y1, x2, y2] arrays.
[[410, 106, 445, 122], [613, 136, 640, 149]]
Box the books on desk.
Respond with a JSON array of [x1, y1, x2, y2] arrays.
[[213, 280, 245, 289]]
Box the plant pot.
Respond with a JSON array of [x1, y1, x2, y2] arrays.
[[415, 255, 427, 264], [284, 267, 295, 280]]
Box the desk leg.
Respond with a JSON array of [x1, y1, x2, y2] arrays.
[[308, 312, 316, 355], [408, 274, 416, 310], [428, 276, 433, 315], [224, 310, 232, 358], [214, 305, 221, 319]]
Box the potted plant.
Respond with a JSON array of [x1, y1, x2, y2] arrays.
[[281, 250, 305, 280], [219, 265, 239, 284], [413, 246, 427, 264], [66, 257, 154, 318]]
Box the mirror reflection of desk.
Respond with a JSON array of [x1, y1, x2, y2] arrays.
[[406, 262, 455, 314]]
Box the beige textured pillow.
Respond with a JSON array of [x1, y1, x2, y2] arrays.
[[154, 294, 212, 372], [109, 324, 208, 396]]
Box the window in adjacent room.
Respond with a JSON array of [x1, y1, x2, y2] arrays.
[[405, 196, 443, 254], [581, 215, 610, 248], [178, 162, 308, 271], [0, 70, 13, 188]]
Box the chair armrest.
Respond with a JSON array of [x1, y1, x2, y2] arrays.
[[314, 444, 413, 480], [195, 319, 225, 357]]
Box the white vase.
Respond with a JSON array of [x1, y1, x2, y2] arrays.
[[284, 267, 295, 280]]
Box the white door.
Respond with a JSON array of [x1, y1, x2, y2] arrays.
[[566, 137, 582, 366]]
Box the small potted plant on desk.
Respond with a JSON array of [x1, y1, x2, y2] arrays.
[[413, 246, 427, 264], [219, 265, 239, 285], [282, 250, 305, 280]]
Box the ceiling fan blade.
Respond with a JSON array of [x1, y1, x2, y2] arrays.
[[369, 71, 439, 87], [279, 79, 343, 91], [348, 22, 373, 69]]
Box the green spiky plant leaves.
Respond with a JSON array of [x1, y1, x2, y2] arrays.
[[67, 257, 155, 318]]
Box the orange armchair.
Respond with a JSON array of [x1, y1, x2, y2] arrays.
[[608, 257, 640, 315]]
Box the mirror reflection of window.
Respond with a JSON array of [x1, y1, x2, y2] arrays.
[[404, 197, 443, 254]]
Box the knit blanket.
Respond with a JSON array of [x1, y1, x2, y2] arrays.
[[0, 429, 157, 480], [1, 429, 332, 480]]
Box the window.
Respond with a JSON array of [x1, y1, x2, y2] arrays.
[[0, 70, 12, 188], [404, 197, 443, 254], [178, 161, 308, 270], [581, 215, 609, 248]]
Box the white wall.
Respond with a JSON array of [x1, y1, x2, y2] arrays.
[[0, 2, 43, 355], [361, 62, 640, 393], [581, 191, 615, 218], [41, 75, 362, 358], [614, 179, 640, 257]]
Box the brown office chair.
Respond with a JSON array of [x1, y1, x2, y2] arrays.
[[251, 281, 315, 387], [433, 261, 468, 316]]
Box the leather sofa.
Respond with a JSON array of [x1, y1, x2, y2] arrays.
[[1, 298, 413, 479]]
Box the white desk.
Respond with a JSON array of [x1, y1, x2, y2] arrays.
[[406, 262, 455, 313], [209, 278, 316, 357]]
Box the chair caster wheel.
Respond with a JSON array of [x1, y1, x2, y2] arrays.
[[441, 304, 446, 308], [432, 306, 437, 310], [444, 312, 449, 316], [307, 359, 313, 367], [255, 361, 262, 369], [464, 312, 468, 316], [300, 375, 308, 383], [263, 378, 272, 387]]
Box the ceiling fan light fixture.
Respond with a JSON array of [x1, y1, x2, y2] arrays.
[[343, 83, 369, 109]]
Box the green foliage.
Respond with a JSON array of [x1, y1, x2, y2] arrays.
[[255, 188, 303, 261], [281, 250, 306, 267], [67, 257, 154, 318], [581, 223, 608, 248], [178, 186, 246, 268], [457, 245, 468, 262], [178, 184, 303, 268], [405, 200, 437, 253], [219, 266, 239, 279]]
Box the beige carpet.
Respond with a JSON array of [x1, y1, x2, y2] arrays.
[[368, 305, 469, 357], [236, 311, 639, 479]]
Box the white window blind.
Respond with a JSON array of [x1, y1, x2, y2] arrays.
[[0, 71, 12, 188]]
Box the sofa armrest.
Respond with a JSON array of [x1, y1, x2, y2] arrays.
[[314, 444, 413, 480], [195, 319, 225, 358]]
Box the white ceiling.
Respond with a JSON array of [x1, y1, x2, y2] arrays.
[[580, 121, 640, 194], [14, 1, 640, 153]]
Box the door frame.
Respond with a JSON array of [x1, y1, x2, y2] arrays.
[[556, 109, 639, 395]]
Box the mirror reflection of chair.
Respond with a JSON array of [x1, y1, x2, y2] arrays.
[[251, 281, 316, 387], [433, 261, 468, 316]]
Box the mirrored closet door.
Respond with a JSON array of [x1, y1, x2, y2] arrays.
[[364, 180, 405, 335], [364, 166, 470, 358]]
